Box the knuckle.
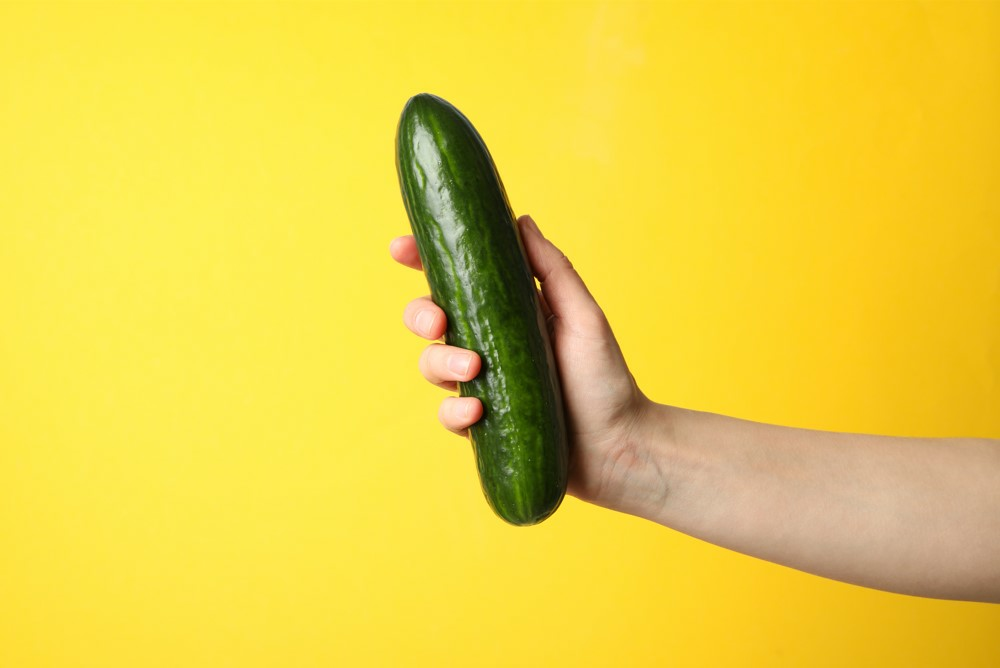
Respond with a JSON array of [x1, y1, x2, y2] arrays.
[[438, 398, 456, 425], [403, 300, 421, 329], [418, 343, 440, 376]]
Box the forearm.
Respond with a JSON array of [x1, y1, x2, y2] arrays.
[[621, 402, 1000, 602]]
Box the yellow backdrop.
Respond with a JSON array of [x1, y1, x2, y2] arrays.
[[1, 1, 998, 666]]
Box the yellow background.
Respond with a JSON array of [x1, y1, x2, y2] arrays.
[[1, 1, 998, 666]]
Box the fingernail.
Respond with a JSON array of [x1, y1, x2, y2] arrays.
[[447, 353, 472, 377], [522, 215, 540, 234], [460, 399, 472, 419], [415, 309, 435, 335]]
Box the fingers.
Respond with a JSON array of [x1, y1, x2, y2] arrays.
[[401, 290, 483, 433], [394, 233, 483, 437], [516, 214, 604, 330], [516, 215, 567, 281], [403, 296, 483, 436], [438, 396, 483, 436], [403, 296, 447, 340], [418, 343, 481, 391], [390, 235, 423, 270]]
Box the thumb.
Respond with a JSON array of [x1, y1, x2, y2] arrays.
[[517, 215, 603, 330]]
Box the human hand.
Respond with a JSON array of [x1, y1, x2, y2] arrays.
[[391, 215, 661, 513]]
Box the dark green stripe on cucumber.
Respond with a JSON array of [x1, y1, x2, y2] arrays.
[[395, 93, 568, 526]]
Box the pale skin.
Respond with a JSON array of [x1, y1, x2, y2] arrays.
[[391, 215, 1000, 604]]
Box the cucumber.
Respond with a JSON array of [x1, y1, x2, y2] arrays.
[[395, 93, 568, 526]]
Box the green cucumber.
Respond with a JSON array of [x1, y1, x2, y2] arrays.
[[395, 93, 568, 526]]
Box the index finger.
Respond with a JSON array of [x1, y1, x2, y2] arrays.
[[389, 235, 423, 271]]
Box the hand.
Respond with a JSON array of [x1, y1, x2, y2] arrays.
[[393, 217, 1000, 601], [391, 215, 660, 513]]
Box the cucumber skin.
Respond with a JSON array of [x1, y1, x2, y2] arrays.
[[395, 94, 568, 526]]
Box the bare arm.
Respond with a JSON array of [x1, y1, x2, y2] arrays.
[[392, 215, 1000, 603], [625, 403, 1000, 602]]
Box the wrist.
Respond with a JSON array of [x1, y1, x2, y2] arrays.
[[595, 397, 679, 521]]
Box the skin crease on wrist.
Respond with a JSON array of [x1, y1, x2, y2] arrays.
[[391, 215, 1000, 604]]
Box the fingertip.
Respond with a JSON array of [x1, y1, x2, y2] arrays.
[[439, 396, 483, 434], [389, 235, 407, 258], [465, 396, 484, 423], [414, 309, 439, 339], [390, 235, 423, 270], [404, 297, 447, 340], [445, 350, 482, 381], [465, 351, 482, 381], [517, 214, 540, 237], [423, 307, 447, 340]]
